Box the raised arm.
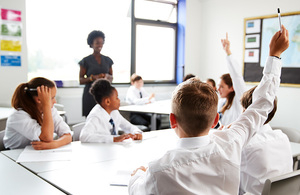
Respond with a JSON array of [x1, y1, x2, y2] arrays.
[[38, 86, 54, 142], [230, 26, 289, 146], [221, 33, 247, 99]]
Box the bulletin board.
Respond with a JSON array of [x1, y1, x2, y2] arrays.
[[243, 11, 300, 87]]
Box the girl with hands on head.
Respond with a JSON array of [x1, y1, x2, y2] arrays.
[[3, 77, 72, 150]]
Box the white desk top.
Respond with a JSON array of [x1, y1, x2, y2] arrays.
[[0, 153, 65, 195], [119, 99, 171, 115], [2, 130, 299, 195]]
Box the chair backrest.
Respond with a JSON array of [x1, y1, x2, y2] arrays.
[[261, 169, 300, 195], [0, 130, 6, 151], [272, 126, 300, 143], [71, 122, 85, 141]]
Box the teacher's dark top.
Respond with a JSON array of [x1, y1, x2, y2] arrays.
[[79, 54, 113, 117]]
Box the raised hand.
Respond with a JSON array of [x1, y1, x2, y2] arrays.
[[221, 32, 232, 55], [269, 25, 289, 58]]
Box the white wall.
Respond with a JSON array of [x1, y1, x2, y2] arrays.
[[0, 0, 27, 107], [186, 0, 300, 129]]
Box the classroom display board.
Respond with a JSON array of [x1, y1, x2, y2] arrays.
[[243, 11, 300, 87], [0, 8, 22, 67]]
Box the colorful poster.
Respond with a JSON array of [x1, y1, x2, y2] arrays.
[[1, 40, 21, 52], [1, 55, 21, 66], [244, 49, 259, 63], [245, 34, 260, 48], [246, 19, 261, 34], [1, 23, 22, 36], [1, 8, 21, 21]]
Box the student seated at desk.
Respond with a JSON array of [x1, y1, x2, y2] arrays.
[[126, 73, 160, 130], [4, 77, 72, 150], [80, 79, 142, 143], [221, 33, 293, 195], [238, 86, 293, 195], [128, 26, 289, 195]]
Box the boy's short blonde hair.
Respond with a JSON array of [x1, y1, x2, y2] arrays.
[[172, 78, 218, 136]]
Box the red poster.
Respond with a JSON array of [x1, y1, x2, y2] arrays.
[[1, 9, 21, 21]]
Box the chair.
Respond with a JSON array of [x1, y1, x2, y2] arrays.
[[54, 103, 68, 123], [0, 130, 6, 151], [71, 122, 85, 141], [261, 169, 300, 195]]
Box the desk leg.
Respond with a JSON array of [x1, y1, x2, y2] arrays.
[[151, 113, 157, 130]]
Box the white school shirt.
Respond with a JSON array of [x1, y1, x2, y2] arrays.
[[79, 104, 142, 143], [126, 85, 155, 105], [128, 56, 281, 195], [239, 124, 293, 195], [4, 107, 72, 149], [219, 55, 247, 126]]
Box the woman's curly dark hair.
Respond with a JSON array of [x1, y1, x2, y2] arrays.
[[87, 30, 105, 48]]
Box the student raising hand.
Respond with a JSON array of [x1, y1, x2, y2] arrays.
[[269, 25, 289, 57], [221, 32, 232, 56]]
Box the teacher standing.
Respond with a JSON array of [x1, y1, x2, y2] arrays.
[[79, 30, 114, 117]]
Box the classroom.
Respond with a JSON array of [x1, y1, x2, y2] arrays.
[[0, 0, 300, 194]]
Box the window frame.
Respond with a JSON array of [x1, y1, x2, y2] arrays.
[[130, 0, 178, 84]]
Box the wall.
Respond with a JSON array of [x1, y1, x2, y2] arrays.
[[56, 85, 176, 124], [186, 0, 300, 129], [0, 0, 27, 107]]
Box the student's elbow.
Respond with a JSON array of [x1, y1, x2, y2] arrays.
[[64, 133, 72, 143], [39, 134, 54, 142]]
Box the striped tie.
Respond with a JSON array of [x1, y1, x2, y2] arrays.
[[109, 118, 116, 135]]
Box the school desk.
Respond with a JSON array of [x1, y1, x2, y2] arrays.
[[119, 99, 171, 130], [1, 130, 178, 194], [0, 153, 65, 195], [1, 130, 299, 195]]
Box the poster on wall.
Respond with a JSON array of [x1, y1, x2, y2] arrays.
[[0, 8, 22, 67], [243, 11, 300, 86]]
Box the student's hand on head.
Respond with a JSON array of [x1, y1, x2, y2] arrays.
[[131, 166, 148, 176], [269, 25, 289, 58], [31, 140, 57, 150], [221, 32, 232, 56], [113, 134, 132, 142], [37, 85, 52, 108]]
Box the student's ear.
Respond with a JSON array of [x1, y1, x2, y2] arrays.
[[230, 86, 234, 92], [33, 96, 41, 104], [211, 113, 220, 128], [170, 113, 177, 129], [104, 97, 111, 106]]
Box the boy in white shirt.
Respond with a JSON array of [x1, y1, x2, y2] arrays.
[[80, 79, 142, 143], [126, 74, 160, 130], [128, 26, 289, 195], [221, 32, 293, 195]]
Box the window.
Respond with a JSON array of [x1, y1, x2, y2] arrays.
[[132, 0, 178, 83], [26, 0, 132, 83], [26, 0, 181, 84]]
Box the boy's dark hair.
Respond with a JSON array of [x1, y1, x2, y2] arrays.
[[87, 30, 105, 48], [241, 86, 277, 124], [90, 79, 115, 104], [183, 74, 196, 82], [172, 78, 218, 136], [131, 73, 142, 83]]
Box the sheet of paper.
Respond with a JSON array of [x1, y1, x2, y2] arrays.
[[110, 170, 132, 186], [16, 144, 72, 163]]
